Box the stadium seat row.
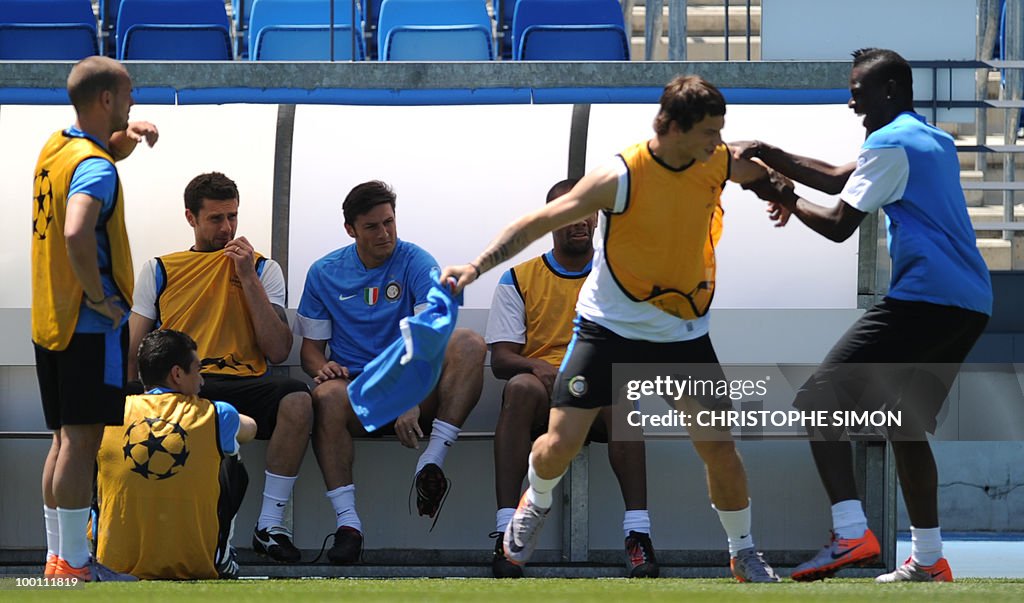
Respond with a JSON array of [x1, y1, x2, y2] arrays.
[[0, 0, 628, 61]]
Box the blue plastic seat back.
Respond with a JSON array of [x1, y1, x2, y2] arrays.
[[511, 0, 624, 60], [117, 0, 231, 59], [121, 24, 232, 59], [378, 0, 492, 61], [0, 0, 98, 59], [383, 25, 492, 60], [254, 25, 365, 60], [249, 0, 363, 60], [518, 24, 628, 60]]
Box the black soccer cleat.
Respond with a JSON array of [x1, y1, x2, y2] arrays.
[[412, 463, 451, 529], [327, 526, 364, 565], [490, 531, 523, 578], [625, 530, 660, 578], [252, 525, 301, 563]]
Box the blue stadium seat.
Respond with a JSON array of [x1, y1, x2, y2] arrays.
[[116, 0, 232, 60], [0, 0, 98, 59], [249, 0, 365, 61], [378, 0, 492, 61], [511, 0, 628, 61]]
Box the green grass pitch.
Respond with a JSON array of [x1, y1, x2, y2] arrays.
[[3, 578, 1023, 602]]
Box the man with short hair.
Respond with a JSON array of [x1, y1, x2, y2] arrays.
[[128, 172, 313, 563], [32, 55, 157, 582], [443, 75, 790, 582], [486, 178, 657, 578], [96, 329, 256, 579], [296, 180, 486, 564], [734, 48, 992, 583]]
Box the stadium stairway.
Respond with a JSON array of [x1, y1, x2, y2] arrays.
[[628, 0, 761, 61]]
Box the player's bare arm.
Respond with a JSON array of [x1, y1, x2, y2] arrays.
[[772, 187, 868, 243], [65, 192, 124, 326], [126, 312, 156, 382], [299, 337, 349, 383], [490, 342, 559, 394], [731, 140, 856, 195], [225, 236, 293, 364], [727, 149, 794, 227], [441, 164, 618, 293], [108, 120, 159, 161]]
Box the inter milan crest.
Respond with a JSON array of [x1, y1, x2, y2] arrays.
[[384, 280, 402, 302], [32, 168, 54, 240], [122, 417, 190, 480], [364, 287, 379, 306]]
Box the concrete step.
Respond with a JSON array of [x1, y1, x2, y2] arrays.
[[632, 5, 761, 37], [976, 237, 1013, 270], [633, 35, 760, 61], [962, 169, 985, 207]]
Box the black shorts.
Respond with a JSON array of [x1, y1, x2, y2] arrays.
[[552, 317, 727, 411], [794, 297, 988, 438], [35, 328, 129, 430], [200, 373, 309, 440]]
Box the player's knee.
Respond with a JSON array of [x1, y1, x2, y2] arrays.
[[280, 390, 313, 427], [695, 439, 740, 467], [501, 374, 546, 414], [447, 328, 486, 364]]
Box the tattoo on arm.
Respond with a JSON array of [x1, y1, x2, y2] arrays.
[[272, 304, 288, 326], [478, 230, 531, 273]]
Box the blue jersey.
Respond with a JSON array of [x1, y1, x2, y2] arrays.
[[296, 240, 439, 373], [64, 126, 127, 332], [841, 112, 992, 315]]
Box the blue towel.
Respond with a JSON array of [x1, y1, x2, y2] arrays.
[[348, 273, 459, 432]]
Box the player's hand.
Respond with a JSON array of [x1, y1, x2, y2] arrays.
[[314, 361, 349, 384], [85, 295, 125, 327], [531, 362, 559, 396], [730, 140, 765, 161], [224, 237, 256, 279], [126, 121, 159, 147], [395, 406, 423, 449], [767, 201, 792, 227], [439, 263, 480, 295]]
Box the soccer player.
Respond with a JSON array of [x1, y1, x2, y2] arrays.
[[486, 179, 657, 578], [96, 330, 256, 579], [32, 56, 157, 582], [733, 48, 992, 582], [442, 75, 791, 582], [127, 172, 313, 563], [296, 180, 486, 564]]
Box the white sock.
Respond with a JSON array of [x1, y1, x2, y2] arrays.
[[831, 499, 868, 540], [326, 484, 362, 532], [43, 506, 59, 559], [496, 507, 515, 533], [713, 501, 754, 556], [525, 453, 564, 509], [416, 419, 461, 474], [56, 507, 91, 568], [257, 471, 296, 530], [623, 509, 652, 538], [910, 526, 943, 566]]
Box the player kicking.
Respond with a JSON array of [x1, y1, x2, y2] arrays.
[[443, 75, 794, 582]]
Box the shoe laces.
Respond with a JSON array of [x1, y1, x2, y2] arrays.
[[408, 467, 452, 532], [626, 532, 653, 567], [311, 531, 337, 564], [736, 549, 778, 581]]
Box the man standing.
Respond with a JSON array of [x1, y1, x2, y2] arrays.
[[443, 75, 788, 582], [296, 180, 485, 564], [32, 55, 157, 582], [486, 179, 657, 578], [735, 48, 992, 582], [128, 172, 313, 563]]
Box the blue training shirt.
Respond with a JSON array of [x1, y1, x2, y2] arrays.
[[841, 112, 993, 315], [295, 240, 439, 374], [65, 126, 129, 332]]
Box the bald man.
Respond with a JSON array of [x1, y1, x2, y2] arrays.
[[31, 56, 157, 582]]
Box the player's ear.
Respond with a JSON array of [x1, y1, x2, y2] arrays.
[[344, 222, 356, 239], [185, 209, 198, 228]]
